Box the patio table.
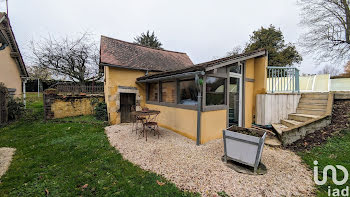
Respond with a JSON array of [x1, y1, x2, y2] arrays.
[[134, 110, 160, 141]]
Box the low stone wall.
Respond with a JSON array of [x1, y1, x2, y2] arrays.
[[333, 91, 350, 100], [281, 116, 331, 145], [43, 89, 104, 120]]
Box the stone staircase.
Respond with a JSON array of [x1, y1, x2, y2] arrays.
[[272, 93, 333, 145]]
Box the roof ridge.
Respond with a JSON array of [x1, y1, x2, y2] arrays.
[[101, 35, 188, 55]]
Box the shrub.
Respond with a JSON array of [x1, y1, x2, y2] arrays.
[[94, 102, 108, 121], [7, 96, 25, 121]]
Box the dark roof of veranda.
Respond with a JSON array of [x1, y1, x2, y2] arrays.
[[137, 49, 267, 81]]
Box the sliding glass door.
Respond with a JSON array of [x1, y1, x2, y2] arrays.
[[229, 63, 243, 127]]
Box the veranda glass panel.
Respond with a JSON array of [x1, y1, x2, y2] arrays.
[[229, 77, 240, 126], [161, 81, 176, 103], [148, 83, 158, 101], [230, 62, 241, 74], [206, 77, 225, 105], [179, 79, 198, 105]]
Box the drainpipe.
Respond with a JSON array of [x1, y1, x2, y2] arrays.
[[196, 90, 202, 145], [22, 77, 27, 109], [195, 74, 203, 146]]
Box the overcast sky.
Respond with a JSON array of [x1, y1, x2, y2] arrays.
[[2, 0, 337, 74]]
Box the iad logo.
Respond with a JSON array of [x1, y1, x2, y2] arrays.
[[314, 160, 349, 196]]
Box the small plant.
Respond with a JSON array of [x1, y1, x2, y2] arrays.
[[217, 191, 229, 197], [7, 96, 25, 121], [94, 102, 108, 121]]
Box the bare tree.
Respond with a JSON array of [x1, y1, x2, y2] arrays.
[[345, 60, 350, 72], [27, 65, 52, 80], [318, 65, 342, 76], [299, 0, 350, 64], [226, 45, 243, 57], [30, 32, 101, 85]]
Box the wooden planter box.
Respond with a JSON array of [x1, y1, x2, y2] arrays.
[[223, 126, 266, 173]]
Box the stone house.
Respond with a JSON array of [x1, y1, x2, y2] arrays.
[[100, 35, 268, 144]]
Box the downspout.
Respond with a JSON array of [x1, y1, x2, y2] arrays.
[[195, 74, 203, 145], [22, 77, 27, 109]]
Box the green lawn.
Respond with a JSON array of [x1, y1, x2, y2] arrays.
[[299, 129, 350, 197], [0, 95, 196, 196]]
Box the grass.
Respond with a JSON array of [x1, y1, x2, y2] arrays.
[[0, 93, 197, 196], [299, 129, 350, 196]]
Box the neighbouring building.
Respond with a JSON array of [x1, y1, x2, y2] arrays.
[[0, 12, 28, 96], [100, 35, 268, 144]]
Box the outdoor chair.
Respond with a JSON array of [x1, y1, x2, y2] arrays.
[[131, 106, 146, 134], [143, 113, 160, 140], [132, 115, 146, 134]]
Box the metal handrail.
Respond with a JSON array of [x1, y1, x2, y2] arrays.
[[267, 66, 300, 93]]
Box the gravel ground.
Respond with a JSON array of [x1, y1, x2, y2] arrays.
[[0, 147, 15, 179], [106, 124, 314, 196]]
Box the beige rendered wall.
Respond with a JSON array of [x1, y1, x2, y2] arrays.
[[145, 103, 198, 140], [105, 67, 147, 124], [200, 109, 227, 144], [244, 56, 268, 127], [145, 103, 227, 144], [0, 47, 22, 96], [245, 59, 255, 128]]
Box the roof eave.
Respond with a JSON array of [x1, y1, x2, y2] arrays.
[[137, 70, 205, 83], [204, 50, 267, 71], [137, 49, 267, 82]]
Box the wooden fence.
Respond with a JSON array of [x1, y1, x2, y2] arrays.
[[54, 85, 104, 95], [0, 86, 8, 125], [255, 93, 301, 125]]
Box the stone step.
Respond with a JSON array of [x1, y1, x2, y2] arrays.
[[272, 123, 289, 137], [288, 113, 319, 122], [299, 97, 328, 103], [296, 108, 326, 116], [281, 119, 303, 127], [298, 103, 327, 110], [265, 136, 282, 147], [301, 93, 328, 100]]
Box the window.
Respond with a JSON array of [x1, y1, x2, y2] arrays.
[[230, 63, 241, 74], [179, 79, 198, 105], [148, 83, 158, 101], [206, 77, 225, 106], [161, 81, 176, 103]]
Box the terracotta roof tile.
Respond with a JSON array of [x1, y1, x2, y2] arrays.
[[100, 36, 193, 72]]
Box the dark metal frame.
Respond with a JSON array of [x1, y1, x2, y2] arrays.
[[145, 64, 242, 113]]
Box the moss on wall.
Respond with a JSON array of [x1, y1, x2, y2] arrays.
[[49, 96, 104, 119]]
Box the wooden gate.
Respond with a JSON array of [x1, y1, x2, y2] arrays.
[[120, 93, 136, 123], [0, 86, 8, 125]]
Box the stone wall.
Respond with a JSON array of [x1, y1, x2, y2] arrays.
[[43, 89, 104, 120]]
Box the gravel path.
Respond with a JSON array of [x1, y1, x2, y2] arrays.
[[0, 147, 15, 179], [106, 124, 314, 196]]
